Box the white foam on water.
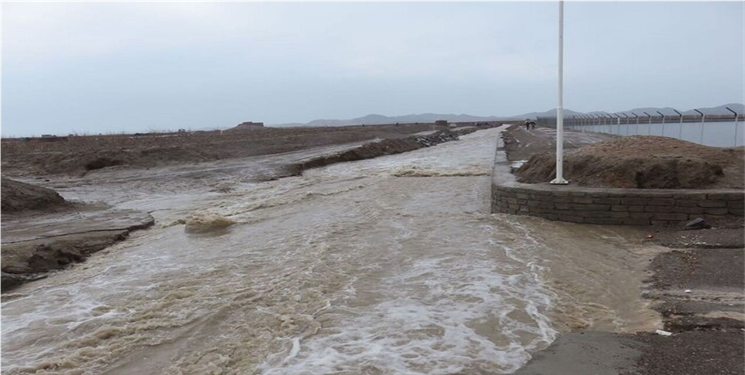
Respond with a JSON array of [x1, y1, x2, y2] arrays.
[[260, 221, 558, 375]]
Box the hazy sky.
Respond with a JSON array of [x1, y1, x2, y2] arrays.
[[2, 1, 744, 136]]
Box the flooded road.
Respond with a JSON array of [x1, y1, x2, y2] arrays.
[[1, 127, 660, 374]]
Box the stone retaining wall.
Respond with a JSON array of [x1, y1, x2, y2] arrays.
[[492, 145, 744, 225]]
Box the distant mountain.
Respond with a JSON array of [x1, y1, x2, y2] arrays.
[[680, 103, 744, 116], [621, 107, 681, 116], [269, 103, 744, 127], [273, 113, 508, 127], [511, 108, 586, 119]]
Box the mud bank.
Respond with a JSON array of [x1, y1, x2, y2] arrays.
[[1, 177, 68, 213], [284, 128, 478, 175], [1, 180, 155, 291]]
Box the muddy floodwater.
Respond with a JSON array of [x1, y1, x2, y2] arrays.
[[1, 127, 661, 374]]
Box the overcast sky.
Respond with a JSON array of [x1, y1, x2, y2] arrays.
[[2, 1, 743, 136]]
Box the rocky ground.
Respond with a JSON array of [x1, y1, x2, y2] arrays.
[[507, 125, 745, 375]]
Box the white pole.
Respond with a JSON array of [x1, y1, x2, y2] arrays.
[[635, 115, 639, 135], [735, 115, 740, 147], [551, 1, 568, 185], [675, 110, 683, 139], [679, 117, 683, 139], [694, 109, 704, 144], [700, 114, 705, 144], [726, 107, 739, 147]]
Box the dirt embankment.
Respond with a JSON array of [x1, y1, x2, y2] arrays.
[[1, 179, 155, 291], [1, 210, 157, 290], [284, 129, 466, 175], [1, 177, 69, 213], [516, 136, 744, 189], [1, 123, 470, 177]]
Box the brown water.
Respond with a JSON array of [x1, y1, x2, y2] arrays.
[[1, 128, 660, 374]]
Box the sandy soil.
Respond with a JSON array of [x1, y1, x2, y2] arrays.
[[1, 178, 68, 213], [502, 124, 615, 162], [1, 123, 485, 177], [1, 205, 155, 291], [515, 134, 744, 189]]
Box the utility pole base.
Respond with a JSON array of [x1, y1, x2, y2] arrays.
[[550, 178, 569, 185]]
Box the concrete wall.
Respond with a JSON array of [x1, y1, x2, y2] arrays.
[[491, 146, 744, 225]]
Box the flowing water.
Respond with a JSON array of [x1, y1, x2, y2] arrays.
[[1, 127, 661, 374]]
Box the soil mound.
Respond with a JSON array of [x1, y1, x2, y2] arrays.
[[48, 146, 226, 175], [516, 136, 744, 189], [1, 178, 67, 213], [286, 130, 459, 174]]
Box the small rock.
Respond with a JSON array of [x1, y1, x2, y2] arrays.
[[1, 272, 25, 290], [684, 217, 711, 230]]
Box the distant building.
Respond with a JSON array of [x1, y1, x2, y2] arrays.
[[435, 120, 448, 126], [235, 121, 264, 130]]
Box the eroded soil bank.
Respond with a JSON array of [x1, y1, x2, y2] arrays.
[[1, 187, 155, 290]]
